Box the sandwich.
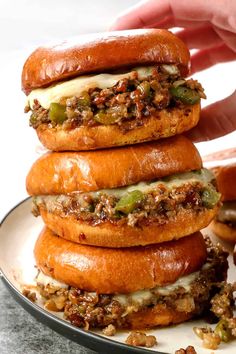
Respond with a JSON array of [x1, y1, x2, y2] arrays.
[[22, 29, 205, 151], [204, 148, 236, 243], [34, 227, 228, 330], [26, 135, 220, 247]]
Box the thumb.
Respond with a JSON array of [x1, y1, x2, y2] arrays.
[[185, 91, 236, 142]]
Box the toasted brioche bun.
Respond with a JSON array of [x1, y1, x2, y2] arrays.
[[204, 149, 236, 243], [127, 304, 193, 329], [22, 29, 190, 93], [36, 103, 200, 151], [34, 228, 206, 294], [212, 164, 236, 202], [203, 148, 236, 201], [26, 135, 202, 195], [210, 219, 236, 244], [40, 206, 218, 247]]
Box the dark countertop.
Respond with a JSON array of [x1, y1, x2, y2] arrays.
[[0, 281, 95, 354]]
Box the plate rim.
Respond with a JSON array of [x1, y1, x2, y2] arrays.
[[0, 197, 167, 354]]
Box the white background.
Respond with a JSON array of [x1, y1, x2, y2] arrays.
[[1, 0, 235, 220]]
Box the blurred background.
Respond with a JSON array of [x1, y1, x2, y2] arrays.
[[1, 0, 235, 219]]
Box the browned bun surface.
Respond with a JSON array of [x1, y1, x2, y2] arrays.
[[26, 135, 202, 195], [203, 148, 236, 201], [40, 206, 217, 247], [210, 219, 236, 244], [127, 304, 193, 329], [34, 228, 207, 294], [22, 29, 190, 93], [212, 164, 236, 202], [36, 103, 200, 151]]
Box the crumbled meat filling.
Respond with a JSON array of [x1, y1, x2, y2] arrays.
[[22, 288, 37, 302], [211, 282, 236, 319], [193, 282, 236, 350], [102, 324, 116, 336], [193, 326, 221, 350], [26, 66, 205, 131], [202, 332, 221, 350], [34, 237, 228, 330], [216, 201, 236, 226], [175, 345, 197, 354], [125, 331, 157, 348], [33, 180, 219, 227]]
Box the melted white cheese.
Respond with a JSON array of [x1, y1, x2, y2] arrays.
[[92, 168, 214, 198], [27, 64, 179, 109], [114, 270, 199, 306], [27, 66, 153, 109], [36, 271, 68, 288], [35, 169, 215, 209], [36, 266, 203, 308]]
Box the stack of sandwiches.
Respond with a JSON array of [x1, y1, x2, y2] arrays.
[[22, 30, 228, 331]]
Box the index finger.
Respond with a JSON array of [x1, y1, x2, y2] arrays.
[[110, 0, 235, 32], [110, 0, 172, 30]]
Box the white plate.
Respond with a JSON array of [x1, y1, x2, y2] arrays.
[[0, 198, 235, 354]]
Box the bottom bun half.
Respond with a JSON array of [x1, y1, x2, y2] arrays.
[[210, 219, 236, 243], [40, 206, 217, 247], [127, 304, 193, 329], [36, 104, 200, 151]]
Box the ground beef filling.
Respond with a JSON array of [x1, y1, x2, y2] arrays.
[[36, 238, 228, 329], [26, 66, 205, 131], [125, 331, 157, 347], [32, 180, 219, 227], [217, 201, 236, 227]]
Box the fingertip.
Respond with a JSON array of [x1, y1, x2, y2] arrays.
[[109, 1, 146, 31], [184, 125, 211, 143], [109, 15, 140, 31], [109, 18, 127, 31]]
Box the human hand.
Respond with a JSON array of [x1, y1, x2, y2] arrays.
[[111, 0, 236, 142]]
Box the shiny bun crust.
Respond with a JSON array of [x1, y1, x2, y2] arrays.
[[211, 164, 236, 201], [39, 206, 217, 247], [22, 29, 190, 93], [203, 148, 236, 201], [211, 219, 236, 244], [26, 135, 202, 195], [36, 103, 200, 151], [34, 228, 207, 294]]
